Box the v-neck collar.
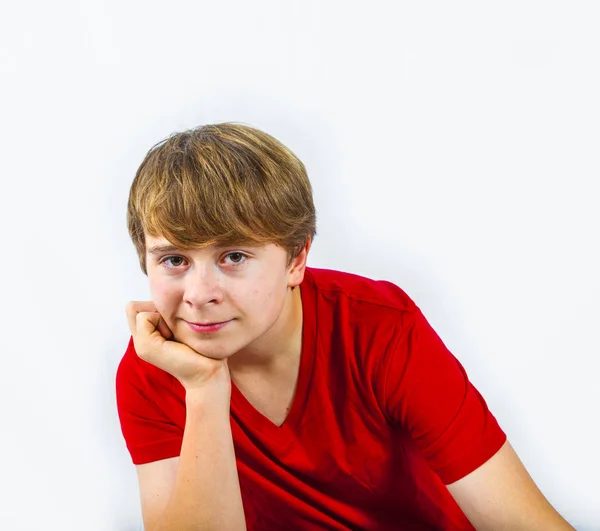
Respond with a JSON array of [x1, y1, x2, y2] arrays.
[[230, 269, 317, 445]]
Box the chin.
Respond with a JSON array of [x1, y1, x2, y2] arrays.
[[176, 336, 238, 360]]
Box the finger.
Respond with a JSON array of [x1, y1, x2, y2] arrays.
[[126, 301, 158, 335], [157, 317, 174, 339], [134, 312, 167, 358], [136, 311, 162, 336], [126, 303, 137, 336]]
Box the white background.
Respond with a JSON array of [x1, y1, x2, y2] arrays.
[[1, 1, 598, 529]]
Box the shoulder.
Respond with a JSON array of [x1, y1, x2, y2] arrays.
[[117, 337, 152, 386], [305, 266, 418, 315], [303, 267, 421, 354], [116, 339, 186, 465], [116, 337, 141, 390], [116, 337, 181, 401]]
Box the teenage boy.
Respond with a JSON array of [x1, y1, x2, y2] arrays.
[[116, 123, 574, 530]]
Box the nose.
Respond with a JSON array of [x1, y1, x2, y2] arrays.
[[182, 263, 224, 308]]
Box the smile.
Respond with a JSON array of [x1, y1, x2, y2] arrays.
[[185, 320, 232, 333]]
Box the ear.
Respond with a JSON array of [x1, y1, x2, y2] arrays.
[[288, 238, 312, 288]]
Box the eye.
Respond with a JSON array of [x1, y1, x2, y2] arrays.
[[160, 256, 186, 269], [223, 252, 248, 266]]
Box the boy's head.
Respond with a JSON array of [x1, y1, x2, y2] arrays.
[[127, 122, 317, 275], [126, 123, 317, 359]]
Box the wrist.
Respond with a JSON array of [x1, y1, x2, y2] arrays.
[[184, 378, 231, 408]]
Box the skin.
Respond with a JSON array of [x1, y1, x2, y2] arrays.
[[447, 440, 575, 530], [133, 235, 309, 381], [126, 234, 575, 529]]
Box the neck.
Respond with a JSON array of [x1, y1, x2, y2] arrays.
[[228, 286, 303, 375]]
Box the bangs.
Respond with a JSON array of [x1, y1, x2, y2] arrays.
[[134, 143, 300, 251], [140, 191, 277, 251], [127, 122, 316, 274]]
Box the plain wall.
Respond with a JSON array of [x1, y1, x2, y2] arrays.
[[1, 1, 598, 529]]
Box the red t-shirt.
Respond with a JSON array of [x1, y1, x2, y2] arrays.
[[116, 267, 506, 530]]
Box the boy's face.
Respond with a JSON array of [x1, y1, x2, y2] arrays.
[[144, 235, 307, 360]]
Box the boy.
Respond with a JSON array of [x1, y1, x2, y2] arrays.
[[116, 123, 574, 530]]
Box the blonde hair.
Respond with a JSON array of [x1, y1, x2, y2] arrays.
[[127, 122, 317, 274]]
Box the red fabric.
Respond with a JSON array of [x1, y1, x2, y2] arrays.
[[116, 267, 507, 530]]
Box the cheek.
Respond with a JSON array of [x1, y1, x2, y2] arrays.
[[149, 277, 181, 315], [250, 274, 286, 313]]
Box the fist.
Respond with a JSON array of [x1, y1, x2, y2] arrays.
[[125, 301, 230, 391]]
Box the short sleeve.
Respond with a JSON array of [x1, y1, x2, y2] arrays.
[[381, 307, 507, 484], [116, 337, 185, 465]]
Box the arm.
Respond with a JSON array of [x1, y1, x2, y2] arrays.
[[374, 304, 574, 529], [124, 302, 246, 531], [446, 440, 574, 531], [145, 383, 246, 531]]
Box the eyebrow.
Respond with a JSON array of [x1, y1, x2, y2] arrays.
[[147, 244, 183, 255], [146, 242, 260, 255]]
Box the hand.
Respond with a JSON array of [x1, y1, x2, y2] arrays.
[[126, 301, 231, 392]]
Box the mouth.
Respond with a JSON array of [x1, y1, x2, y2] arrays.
[[185, 319, 232, 333]]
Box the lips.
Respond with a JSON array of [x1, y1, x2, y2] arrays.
[[185, 319, 232, 333]]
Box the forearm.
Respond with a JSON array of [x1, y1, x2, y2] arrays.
[[152, 385, 246, 531], [447, 441, 575, 531]]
